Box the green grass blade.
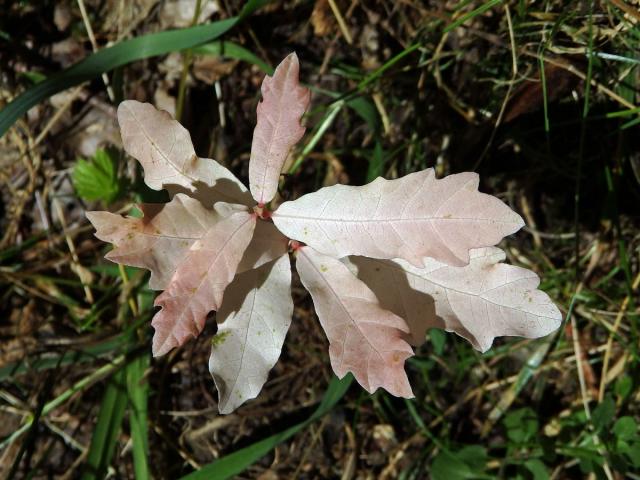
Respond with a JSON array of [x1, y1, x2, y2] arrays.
[[443, 0, 503, 33], [181, 374, 353, 480], [0, 0, 269, 137], [82, 369, 128, 480], [127, 355, 151, 480], [192, 40, 272, 73], [0, 314, 150, 381], [366, 140, 385, 182]]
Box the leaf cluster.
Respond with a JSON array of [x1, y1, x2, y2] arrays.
[[88, 54, 561, 413]]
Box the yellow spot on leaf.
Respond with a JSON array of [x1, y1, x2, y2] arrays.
[[211, 330, 231, 347]]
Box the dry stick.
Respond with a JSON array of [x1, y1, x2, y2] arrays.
[[473, 3, 518, 170], [371, 92, 391, 135], [118, 263, 139, 317], [76, 0, 115, 102], [318, 0, 358, 76], [327, 0, 353, 45], [607, 0, 640, 22], [598, 271, 640, 401], [570, 313, 614, 480], [34, 85, 86, 146], [460, 22, 637, 112], [0, 355, 127, 451], [1, 125, 40, 248], [424, 339, 612, 434], [292, 416, 329, 478], [52, 198, 94, 304], [176, 0, 203, 121], [522, 50, 637, 111]]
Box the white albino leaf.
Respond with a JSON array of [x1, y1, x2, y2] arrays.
[[237, 219, 289, 273], [152, 210, 256, 356], [248, 53, 310, 205], [343, 256, 442, 346], [296, 246, 414, 397], [87, 194, 224, 290], [85, 54, 563, 407], [350, 247, 562, 352], [273, 169, 524, 267], [118, 100, 253, 206], [209, 254, 293, 414]]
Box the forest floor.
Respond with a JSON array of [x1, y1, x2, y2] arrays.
[[0, 0, 639, 478]]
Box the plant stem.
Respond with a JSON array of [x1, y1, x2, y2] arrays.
[[175, 0, 204, 121]]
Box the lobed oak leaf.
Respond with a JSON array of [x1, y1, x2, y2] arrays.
[[342, 256, 441, 346], [87, 193, 223, 290], [86, 53, 563, 414], [348, 247, 562, 351], [209, 254, 293, 413], [118, 100, 253, 207], [152, 209, 256, 356], [273, 169, 524, 268], [248, 52, 311, 205], [295, 246, 414, 397]]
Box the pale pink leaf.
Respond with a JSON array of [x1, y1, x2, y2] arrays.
[[351, 247, 562, 352], [237, 219, 289, 273], [295, 246, 414, 397], [249, 53, 311, 205], [273, 169, 524, 267], [151, 210, 256, 356], [86, 194, 224, 290], [343, 257, 442, 346], [209, 254, 293, 414], [118, 100, 253, 206]]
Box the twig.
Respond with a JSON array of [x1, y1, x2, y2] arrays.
[[176, 0, 204, 121], [76, 0, 115, 102], [570, 312, 614, 480], [52, 198, 94, 304], [473, 3, 518, 170], [327, 0, 353, 45], [598, 271, 640, 401], [34, 85, 86, 146], [0, 355, 127, 450]]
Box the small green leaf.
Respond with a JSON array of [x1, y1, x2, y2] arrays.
[[429, 328, 447, 356], [431, 446, 489, 480], [504, 408, 539, 443], [366, 140, 385, 183], [524, 459, 549, 480], [72, 149, 124, 204], [431, 452, 474, 480], [613, 416, 637, 441], [614, 375, 633, 399], [625, 442, 640, 467], [19, 71, 47, 84], [592, 396, 616, 432], [456, 445, 488, 471]]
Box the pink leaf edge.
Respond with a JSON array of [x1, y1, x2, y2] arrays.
[[248, 52, 311, 205], [296, 246, 414, 398]]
